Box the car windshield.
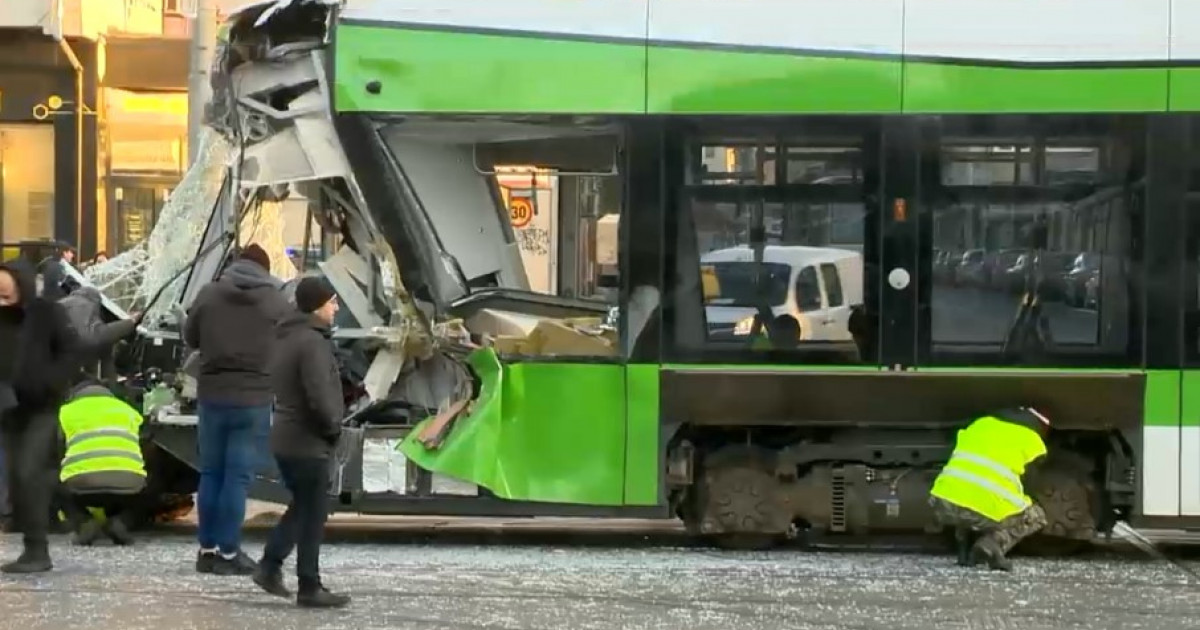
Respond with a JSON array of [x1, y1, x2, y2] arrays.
[[702, 262, 793, 307]]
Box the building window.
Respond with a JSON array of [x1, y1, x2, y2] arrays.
[[0, 124, 56, 243]]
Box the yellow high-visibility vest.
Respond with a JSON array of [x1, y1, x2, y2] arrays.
[[930, 415, 1047, 522], [59, 394, 146, 483]]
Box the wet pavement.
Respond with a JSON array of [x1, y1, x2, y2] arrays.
[[0, 533, 1197, 630]]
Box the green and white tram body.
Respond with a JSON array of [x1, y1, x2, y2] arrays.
[[169, 0, 1200, 547]]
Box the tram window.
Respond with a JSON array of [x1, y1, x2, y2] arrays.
[[673, 125, 875, 364], [691, 143, 864, 187], [1182, 118, 1200, 366], [926, 115, 1142, 367], [381, 120, 625, 359]]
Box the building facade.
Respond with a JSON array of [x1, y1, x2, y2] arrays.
[[0, 0, 199, 258]]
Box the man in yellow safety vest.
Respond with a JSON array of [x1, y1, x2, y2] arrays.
[[59, 383, 147, 546], [928, 407, 1052, 572]]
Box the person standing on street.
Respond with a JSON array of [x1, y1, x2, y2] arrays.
[[0, 259, 83, 573], [252, 276, 350, 608], [928, 406, 1052, 572], [184, 244, 290, 575], [38, 244, 75, 302]]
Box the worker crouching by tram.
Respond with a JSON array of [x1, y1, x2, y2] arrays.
[[928, 407, 1052, 572], [59, 383, 147, 546]]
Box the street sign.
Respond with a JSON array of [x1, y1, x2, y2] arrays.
[[509, 197, 533, 229]]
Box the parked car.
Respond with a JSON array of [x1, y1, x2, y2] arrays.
[[1064, 252, 1101, 307], [985, 249, 1024, 291], [1003, 251, 1074, 299], [955, 249, 987, 286]]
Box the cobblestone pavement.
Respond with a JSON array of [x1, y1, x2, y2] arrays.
[[0, 533, 1198, 630]]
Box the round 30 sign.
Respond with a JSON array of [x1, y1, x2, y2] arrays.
[[509, 198, 533, 229]]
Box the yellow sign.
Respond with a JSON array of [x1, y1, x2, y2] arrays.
[[700, 264, 720, 300], [113, 92, 188, 117], [509, 197, 533, 229]]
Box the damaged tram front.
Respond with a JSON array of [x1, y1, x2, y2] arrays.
[[95, 0, 1200, 550]]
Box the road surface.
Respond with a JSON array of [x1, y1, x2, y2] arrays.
[[932, 285, 1098, 346], [0, 532, 1196, 630]]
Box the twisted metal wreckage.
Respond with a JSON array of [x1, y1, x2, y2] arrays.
[[80, 0, 612, 513]]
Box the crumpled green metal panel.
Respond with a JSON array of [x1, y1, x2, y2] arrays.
[[399, 348, 628, 505]]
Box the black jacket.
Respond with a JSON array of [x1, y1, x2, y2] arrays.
[[269, 312, 344, 459], [183, 259, 291, 406], [37, 255, 69, 302], [0, 260, 84, 421], [59, 287, 137, 368]]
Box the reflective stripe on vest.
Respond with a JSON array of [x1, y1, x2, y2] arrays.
[[940, 464, 1030, 512], [61, 449, 145, 469], [59, 394, 146, 483], [930, 416, 1046, 522], [67, 428, 140, 450]]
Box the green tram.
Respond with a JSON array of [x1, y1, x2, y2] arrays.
[[142, 0, 1200, 548]]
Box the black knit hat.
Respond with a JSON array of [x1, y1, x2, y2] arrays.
[[294, 276, 336, 313]]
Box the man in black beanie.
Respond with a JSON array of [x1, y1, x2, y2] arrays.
[[252, 275, 350, 608]]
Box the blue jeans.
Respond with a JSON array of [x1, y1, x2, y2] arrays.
[[196, 401, 271, 554]]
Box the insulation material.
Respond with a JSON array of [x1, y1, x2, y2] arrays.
[[239, 198, 299, 283], [489, 317, 617, 356], [430, 474, 478, 497], [360, 438, 410, 495]]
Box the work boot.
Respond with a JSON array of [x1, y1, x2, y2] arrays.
[[196, 550, 218, 574], [212, 550, 258, 576], [297, 579, 351, 609], [73, 519, 103, 547], [252, 564, 291, 598], [971, 539, 1013, 572], [954, 528, 976, 567], [103, 518, 134, 546], [1, 542, 53, 574]]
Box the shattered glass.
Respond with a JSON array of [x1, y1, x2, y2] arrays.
[[239, 198, 301, 284], [83, 130, 231, 322]]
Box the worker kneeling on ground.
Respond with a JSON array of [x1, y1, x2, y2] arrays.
[[59, 382, 147, 546], [928, 407, 1052, 572]]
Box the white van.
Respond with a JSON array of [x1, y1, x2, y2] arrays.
[[700, 245, 864, 342]]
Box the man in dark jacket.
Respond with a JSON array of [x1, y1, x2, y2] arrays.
[[38, 244, 75, 302], [184, 244, 290, 575], [252, 276, 350, 608], [59, 286, 137, 380], [0, 259, 83, 573]]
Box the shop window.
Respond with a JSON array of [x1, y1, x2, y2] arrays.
[[0, 124, 56, 243]]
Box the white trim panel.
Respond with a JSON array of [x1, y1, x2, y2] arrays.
[[904, 0, 1171, 63], [647, 0, 903, 56], [340, 0, 650, 40], [1143, 425, 1181, 516], [1181, 426, 1200, 515], [1171, 0, 1200, 60], [341, 0, 1195, 64]]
